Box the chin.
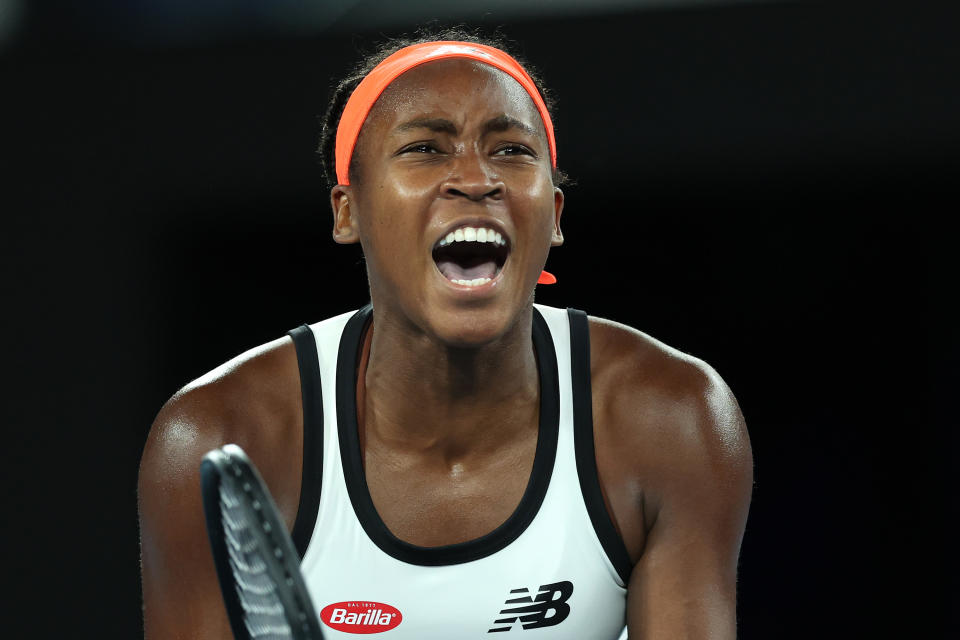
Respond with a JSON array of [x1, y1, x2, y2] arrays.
[[425, 302, 520, 350]]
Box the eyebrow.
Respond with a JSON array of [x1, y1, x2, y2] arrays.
[[394, 114, 540, 138], [395, 117, 458, 135], [482, 114, 539, 138]]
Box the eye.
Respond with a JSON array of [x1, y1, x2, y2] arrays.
[[493, 144, 536, 157], [400, 142, 441, 154]]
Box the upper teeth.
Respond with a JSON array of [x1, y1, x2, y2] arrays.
[[437, 226, 506, 248]]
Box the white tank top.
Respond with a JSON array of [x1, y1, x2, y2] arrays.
[[286, 304, 632, 639]]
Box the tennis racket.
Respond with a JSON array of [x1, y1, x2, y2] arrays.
[[201, 444, 324, 640]]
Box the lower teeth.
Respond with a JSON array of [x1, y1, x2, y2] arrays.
[[452, 277, 491, 287]]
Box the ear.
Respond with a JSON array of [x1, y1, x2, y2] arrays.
[[330, 185, 360, 244], [550, 187, 564, 247]]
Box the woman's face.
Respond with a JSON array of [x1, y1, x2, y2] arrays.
[[331, 58, 563, 347]]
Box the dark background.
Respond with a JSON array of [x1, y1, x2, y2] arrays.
[[2, 0, 954, 637]]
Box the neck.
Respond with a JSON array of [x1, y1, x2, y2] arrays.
[[358, 306, 540, 460]]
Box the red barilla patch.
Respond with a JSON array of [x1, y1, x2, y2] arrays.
[[320, 601, 402, 634]]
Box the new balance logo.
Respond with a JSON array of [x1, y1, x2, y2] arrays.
[[488, 581, 573, 633]]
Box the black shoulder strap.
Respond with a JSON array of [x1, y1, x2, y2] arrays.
[[568, 308, 634, 584], [287, 324, 324, 559]]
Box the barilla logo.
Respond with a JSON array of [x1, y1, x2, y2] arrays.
[[320, 601, 402, 634]]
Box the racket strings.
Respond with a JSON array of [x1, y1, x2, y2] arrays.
[[219, 473, 294, 639]]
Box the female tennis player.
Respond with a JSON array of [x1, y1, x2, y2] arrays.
[[138, 29, 753, 639]]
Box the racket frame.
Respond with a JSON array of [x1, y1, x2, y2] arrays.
[[201, 444, 323, 640]]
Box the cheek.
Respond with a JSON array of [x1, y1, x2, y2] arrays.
[[379, 163, 442, 203], [515, 176, 558, 227], [360, 168, 439, 240], [355, 188, 425, 265], [358, 216, 405, 260]]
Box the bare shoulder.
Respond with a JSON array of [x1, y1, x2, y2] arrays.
[[137, 334, 303, 638], [139, 334, 303, 521], [140, 335, 302, 478], [587, 315, 748, 437], [587, 315, 753, 531]]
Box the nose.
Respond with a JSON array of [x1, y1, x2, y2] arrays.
[[441, 151, 504, 202]]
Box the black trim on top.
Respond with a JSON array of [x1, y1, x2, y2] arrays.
[[568, 308, 634, 584], [287, 324, 324, 560], [336, 304, 561, 566]]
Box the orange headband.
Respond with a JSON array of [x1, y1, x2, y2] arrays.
[[334, 41, 557, 186]]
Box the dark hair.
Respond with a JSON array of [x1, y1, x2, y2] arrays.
[[317, 26, 567, 188]]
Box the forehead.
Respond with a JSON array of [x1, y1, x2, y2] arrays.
[[364, 58, 544, 135]]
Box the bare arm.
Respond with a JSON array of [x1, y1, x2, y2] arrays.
[[138, 388, 235, 639], [626, 364, 753, 639], [137, 337, 302, 639]]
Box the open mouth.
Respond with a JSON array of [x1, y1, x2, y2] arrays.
[[431, 225, 509, 287]]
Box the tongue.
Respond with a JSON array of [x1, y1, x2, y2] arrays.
[[437, 259, 498, 281]]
